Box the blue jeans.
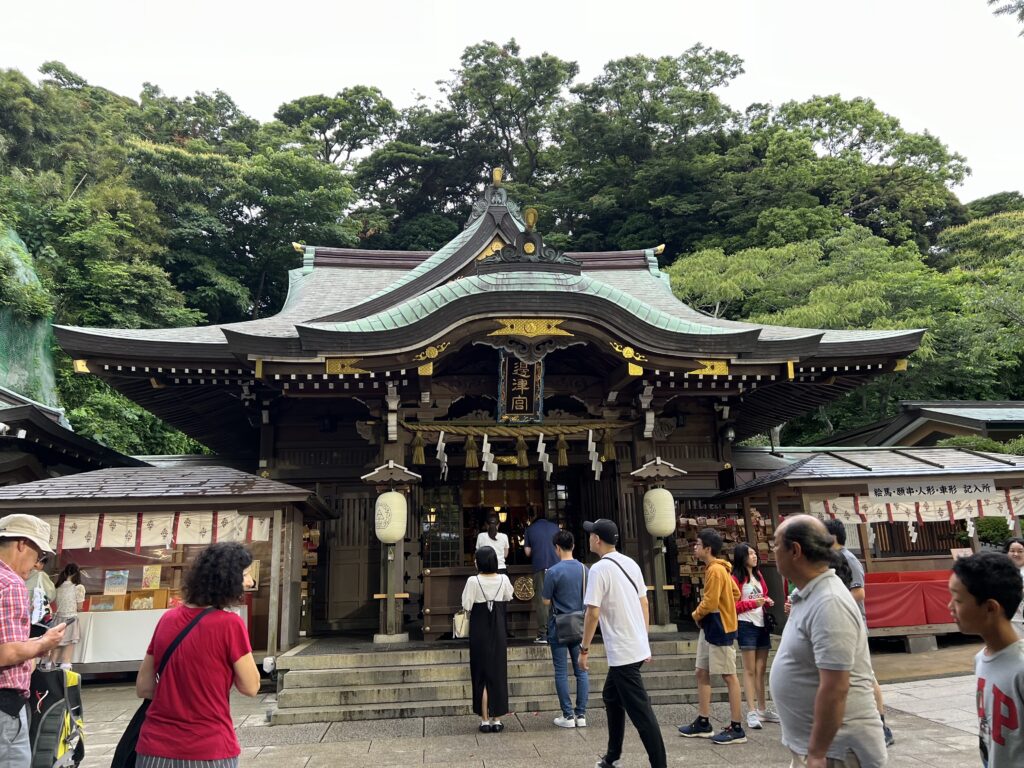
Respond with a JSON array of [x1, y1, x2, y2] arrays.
[[548, 625, 589, 717]]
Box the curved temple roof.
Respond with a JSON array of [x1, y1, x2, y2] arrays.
[[55, 187, 923, 363]]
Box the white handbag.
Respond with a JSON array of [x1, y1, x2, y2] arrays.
[[453, 609, 470, 638]]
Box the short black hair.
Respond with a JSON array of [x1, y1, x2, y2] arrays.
[[475, 546, 498, 574], [952, 551, 1023, 620], [697, 528, 723, 556], [183, 542, 253, 609], [780, 518, 835, 565], [823, 518, 847, 546], [553, 530, 574, 551]]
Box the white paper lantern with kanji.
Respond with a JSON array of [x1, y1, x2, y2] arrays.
[[374, 491, 407, 544], [643, 488, 676, 538]]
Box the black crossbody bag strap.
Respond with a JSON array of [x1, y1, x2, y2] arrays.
[[603, 554, 640, 595], [155, 607, 215, 681]]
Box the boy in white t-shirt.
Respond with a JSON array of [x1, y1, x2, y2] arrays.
[[580, 518, 666, 768], [948, 551, 1024, 768]]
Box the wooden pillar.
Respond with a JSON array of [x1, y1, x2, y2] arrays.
[[279, 506, 302, 650], [267, 507, 283, 657]]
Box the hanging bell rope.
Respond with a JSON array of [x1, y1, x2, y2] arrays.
[[464, 435, 479, 468], [602, 429, 616, 462], [516, 436, 529, 467], [556, 435, 569, 467], [411, 433, 425, 465]]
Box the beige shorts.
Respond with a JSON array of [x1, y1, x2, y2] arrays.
[[695, 630, 737, 675], [789, 749, 862, 768]]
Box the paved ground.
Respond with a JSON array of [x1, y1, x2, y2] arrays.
[[76, 675, 983, 768]]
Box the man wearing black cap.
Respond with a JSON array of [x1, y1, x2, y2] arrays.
[[580, 518, 666, 768], [0, 514, 67, 767]]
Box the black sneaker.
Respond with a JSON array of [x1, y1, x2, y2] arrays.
[[594, 758, 622, 768], [678, 717, 713, 738], [711, 725, 747, 745]]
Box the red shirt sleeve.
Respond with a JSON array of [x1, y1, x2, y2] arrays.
[[223, 611, 252, 664]]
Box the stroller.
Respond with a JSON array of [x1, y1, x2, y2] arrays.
[[27, 622, 85, 768]]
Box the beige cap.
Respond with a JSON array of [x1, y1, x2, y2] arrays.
[[0, 514, 55, 554]]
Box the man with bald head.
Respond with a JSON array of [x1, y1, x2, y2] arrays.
[[768, 515, 886, 768]]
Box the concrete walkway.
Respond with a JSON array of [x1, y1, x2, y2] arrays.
[[76, 677, 983, 768]]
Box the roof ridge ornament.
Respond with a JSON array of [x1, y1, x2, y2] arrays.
[[465, 168, 525, 230], [478, 206, 582, 271]]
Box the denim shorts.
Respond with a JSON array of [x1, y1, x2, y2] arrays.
[[737, 620, 770, 651]]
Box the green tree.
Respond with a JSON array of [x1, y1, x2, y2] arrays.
[[274, 87, 398, 165]]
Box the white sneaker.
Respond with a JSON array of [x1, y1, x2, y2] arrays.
[[554, 715, 576, 728], [758, 707, 781, 723], [575, 716, 587, 727], [746, 710, 763, 730]]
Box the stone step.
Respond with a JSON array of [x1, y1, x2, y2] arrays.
[[275, 638, 697, 672], [271, 687, 730, 725], [280, 654, 697, 689], [277, 669, 700, 708]]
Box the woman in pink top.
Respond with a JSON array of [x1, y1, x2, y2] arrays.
[[731, 542, 777, 731]]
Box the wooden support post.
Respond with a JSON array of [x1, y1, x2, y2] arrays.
[[652, 536, 669, 626], [741, 496, 755, 543], [386, 545, 397, 635], [267, 507, 283, 657]]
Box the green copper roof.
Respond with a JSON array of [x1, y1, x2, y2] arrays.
[[334, 215, 491, 311], [312, 272, 742, 336]]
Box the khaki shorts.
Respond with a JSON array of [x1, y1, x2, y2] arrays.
[[695, 630, 737, 675], [789, 749, 862, 768]]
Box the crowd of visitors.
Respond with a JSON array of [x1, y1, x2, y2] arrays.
[[1, 508, 1022, 768], [452, 513, 1024, 768]]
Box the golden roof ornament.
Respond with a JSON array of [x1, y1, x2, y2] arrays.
[[524, 207, 538, 232], [492, 168, 503, 187]]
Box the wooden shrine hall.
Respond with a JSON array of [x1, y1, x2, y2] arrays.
[[52, 170, 924, 643]]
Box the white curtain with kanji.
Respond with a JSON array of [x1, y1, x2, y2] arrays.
[[250, 516, 271, 542], [215, 511, 247, 542], [102, 513, 139, 549], [140, 513, 174, 547], [61, 515, 99, 550], [176, 512, 213, 545]]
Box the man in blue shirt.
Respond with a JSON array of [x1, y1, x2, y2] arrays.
[[524, 509, 560, 644], [542, 530, 589, 727]]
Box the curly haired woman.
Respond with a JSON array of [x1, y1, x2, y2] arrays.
[[133, 542, 261, 768]]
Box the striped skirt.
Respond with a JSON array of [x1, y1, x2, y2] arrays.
[[136, 755, 239, 768]]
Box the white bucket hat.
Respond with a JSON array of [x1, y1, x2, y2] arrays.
[[0, 514, 56, 554]]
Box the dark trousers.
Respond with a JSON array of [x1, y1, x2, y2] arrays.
[[603, 661, 666, 768]]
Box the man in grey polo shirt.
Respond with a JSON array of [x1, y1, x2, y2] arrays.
[[823, 518, 894, 748], [769, 515, 885, 768]]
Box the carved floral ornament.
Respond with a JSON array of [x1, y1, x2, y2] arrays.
[[488, 319, 573, 338], [413, 342, 451, 361], [609, 341, 648, 363]]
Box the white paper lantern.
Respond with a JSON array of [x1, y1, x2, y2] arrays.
[[374, 491, 407, 544], [643, 488, 676, 538]]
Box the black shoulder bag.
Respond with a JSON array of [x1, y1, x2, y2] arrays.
[[111, 607, 214, 768], [553, 561, 588, 646]]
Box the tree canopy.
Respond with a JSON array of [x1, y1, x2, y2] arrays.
[[0, 42, 1019, 454]]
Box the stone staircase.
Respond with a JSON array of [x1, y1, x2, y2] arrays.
[[271, 636, 729, 725]]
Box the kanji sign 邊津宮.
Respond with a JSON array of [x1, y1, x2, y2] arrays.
[[498, 353, 543, 423]]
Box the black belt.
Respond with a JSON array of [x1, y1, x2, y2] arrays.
[[0, 689, 27, 718]]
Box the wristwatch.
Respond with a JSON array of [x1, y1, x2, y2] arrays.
[[580, 646, 589, 653]]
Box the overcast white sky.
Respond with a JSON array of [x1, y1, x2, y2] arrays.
[[5, 1, 1022, 202]]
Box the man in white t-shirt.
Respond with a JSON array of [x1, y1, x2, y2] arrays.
[[580, 518, 666, 768], [475, 516, 510, 572]]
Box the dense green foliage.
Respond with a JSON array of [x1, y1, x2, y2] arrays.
[[0, 43, 1021, 454]]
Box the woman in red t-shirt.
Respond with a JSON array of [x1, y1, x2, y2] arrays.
[[134, 542, 261, 768]]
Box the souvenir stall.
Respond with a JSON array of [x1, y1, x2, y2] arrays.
[[710, 447, 1024, 648], [0, 466, 331, 673]]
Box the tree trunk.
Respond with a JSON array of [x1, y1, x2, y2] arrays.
[[251, 269, 266, 320]]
